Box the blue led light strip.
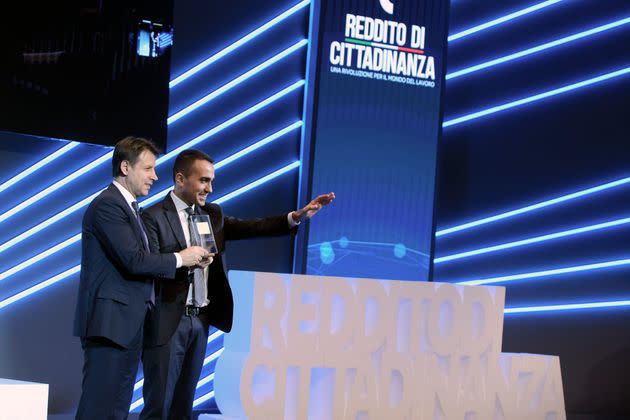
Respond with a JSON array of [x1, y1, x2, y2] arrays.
[[0, 124, 301, 284], [447, 17, 630, 80], [448, 0, 565, 42], [169, 0, 310, 88], [505, 300, 630, 314], [130, 347, 224, 411], [443, 66, 630, 128], [436, 176, 630, 237], [0, 83, 304, 256], [434, 216, 630, 264], [455, 257, 630, 286], [0, 151, 113, 224], [0, 142, 80, 195], [168, 39, 308, 125], [193, 390, 215, 408], [0, 162, 301, 310]]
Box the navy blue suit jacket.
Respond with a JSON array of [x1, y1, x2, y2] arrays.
[[73, 184, 177, 348], [142, 195, 294, 346]]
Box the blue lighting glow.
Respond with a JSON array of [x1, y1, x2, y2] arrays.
[[434, 217, 630, 264], [0, 142, 80, 195], [168, 40, 308, 125], [456, 257, 630, 286], [0, 85, 304, 257], [0, 129, 302, 284], [214, 161, 300, 204], [159, 80, 305, 164], [505, 299, 630, 314], [443, 67, 630, 128], [447, 17, 630, 80], [193, 390, 215, 408], [436, 176, 630, 237], [0, 151, 113, 224], [0, 234, 81, 283], [0, 163, 301, 310], [169, 0, 311, 88], [0, 265, 81, 309], [448, 0, 565, 42]]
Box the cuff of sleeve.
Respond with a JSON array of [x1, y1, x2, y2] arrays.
[[288, 212, 300, 228], [174, 252, 183, 268]]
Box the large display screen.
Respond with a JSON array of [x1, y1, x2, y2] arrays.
[[297, 0, 449, 281]]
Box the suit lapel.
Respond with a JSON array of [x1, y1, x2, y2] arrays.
[[162, 193, 188, 249], [106, 183, 147, 247]]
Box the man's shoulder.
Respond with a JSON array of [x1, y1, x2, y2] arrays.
[[143, 197, 169, 218], [203, 202, 222, 215]]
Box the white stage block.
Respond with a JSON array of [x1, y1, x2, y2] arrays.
[[0, 378, 48, 420], [212, 271, 566, 419]]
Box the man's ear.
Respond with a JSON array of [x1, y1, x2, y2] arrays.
[[120, 160, 130, 176], [174, 171, 185, 186]]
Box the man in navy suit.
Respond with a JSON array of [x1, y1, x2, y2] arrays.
[[140, 149, 334, 419], [73, 137, 210, 420]]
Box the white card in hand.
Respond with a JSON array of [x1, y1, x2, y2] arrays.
[[196, 222, 211, 235]]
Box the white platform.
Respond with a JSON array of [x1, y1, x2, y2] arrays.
[[0, 378, 48, 420]]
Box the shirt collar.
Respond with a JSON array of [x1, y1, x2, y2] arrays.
[[112, 180, 137, 209], [170, 191, 195, 213]]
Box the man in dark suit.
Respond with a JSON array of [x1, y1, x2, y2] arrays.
[[73, 137, 210, 420], [140, 149, 334, 419]]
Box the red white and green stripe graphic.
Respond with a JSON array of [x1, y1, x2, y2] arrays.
[[344, 37, 424, 54]]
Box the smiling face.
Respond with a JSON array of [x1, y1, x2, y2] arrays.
[[174, 158, 215, 207], [118, 149, 158, 198]]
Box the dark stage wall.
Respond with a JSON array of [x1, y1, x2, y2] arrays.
[[0, 0, 629, 417]]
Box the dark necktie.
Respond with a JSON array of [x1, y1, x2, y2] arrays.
[[131, 201, 154, 305], [131, 201, 150, 251], [185, 206, 205, 307]]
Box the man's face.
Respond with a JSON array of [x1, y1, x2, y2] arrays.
[[122, 150, 158, 197], [177, 159, 215, 207]]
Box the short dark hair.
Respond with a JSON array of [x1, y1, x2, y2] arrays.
[[112, 136, 160, 177], [172, 149, 214, 181]]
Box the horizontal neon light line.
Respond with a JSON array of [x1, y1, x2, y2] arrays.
[[456, 257, 630, 286], [213, 122, 302, 170], [0, 234, 81, 283], [0, 85, 304, 257], [0, 142, 80, 195], [0, 151, 113, 224], [436, 176, 630, 237], [344, 38, 424, 54], [196, 373, 215, 390], [0, 265, 80, 309], [130, 348, 224, 411], [505, 299, 630, 314], [0, 165, 300, 310], [193, 390, 215, 407], [0, 191, 101, 255], [168, 39, 308, 124], [434, 217, 630, 264], [443, 66, 630, 128], [169, 0, 310, 88], [214, 161, 300, 204], [447, 17, 630, 80], [448, 0, 564, 42], [158, 80, 305, 166]]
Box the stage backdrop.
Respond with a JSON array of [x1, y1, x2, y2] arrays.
[[294, 0, 449, 281]]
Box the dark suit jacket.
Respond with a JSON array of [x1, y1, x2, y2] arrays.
[[73, 184, 177, 348], [142, 194, 294, 346]]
